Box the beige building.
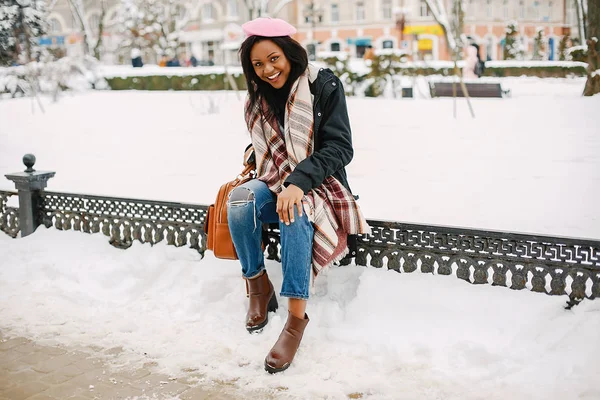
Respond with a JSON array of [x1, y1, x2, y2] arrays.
[[44, 0, 582, 63], [291, 0, 583, 61]]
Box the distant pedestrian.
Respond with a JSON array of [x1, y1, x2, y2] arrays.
[[131, 48, 143, 68], [363, 45, 375, 63], [471, 43, 486, 78], [166, 57, 180, 67], [463, 45, 478, 79], [189, 55, 198, 67]]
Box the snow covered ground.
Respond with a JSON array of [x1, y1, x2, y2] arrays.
[[1, 77, 599, 399], [0, 76, 598, 239], [1, 229, 599, 400]]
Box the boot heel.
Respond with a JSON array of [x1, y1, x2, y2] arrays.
[[267, 292, 278, 312]]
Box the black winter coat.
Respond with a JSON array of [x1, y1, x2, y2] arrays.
[[284, 66, 354, 195]]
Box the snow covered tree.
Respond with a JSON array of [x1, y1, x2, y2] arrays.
[[532, 27, 546, 60], [558, 34, 570, 61], [583, 0, 599, 96], [424, 0, 475, 118], [0, 0, 47, 66], [574, 0, 588, 43], [117, 0, 189, 63], [503, 21, 524, 60]]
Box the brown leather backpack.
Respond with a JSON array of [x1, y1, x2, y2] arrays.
[[204, 164, 255, 260]]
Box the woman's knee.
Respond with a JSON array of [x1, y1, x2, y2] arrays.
[[227, 187, 256, 223], [228, 186, 255, 206]]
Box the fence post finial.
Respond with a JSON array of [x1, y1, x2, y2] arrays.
[[4, 154, 55, 237]]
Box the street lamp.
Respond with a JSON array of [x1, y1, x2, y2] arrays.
[[303, 0, 323, 61], [393, 6, 409, 50]]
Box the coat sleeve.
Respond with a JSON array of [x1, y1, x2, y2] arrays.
[[284, 80, 353, 194]]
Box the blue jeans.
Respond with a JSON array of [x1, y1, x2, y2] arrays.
[[227, 179, 314, 300]]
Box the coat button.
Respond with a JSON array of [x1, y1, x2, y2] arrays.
[[317, 112, 322, 116], [332, 82, 336, 86]]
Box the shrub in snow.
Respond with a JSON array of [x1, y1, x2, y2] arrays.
[[364, 51, 408, 98], [558, 35, 570, 61], [105, 72, 246, 91], [317, 54, 366, 96], [566, 45, 588, 62], [0, 55, 105, 100], [504, 21, 525, 61], [532, 27, 547, 60]]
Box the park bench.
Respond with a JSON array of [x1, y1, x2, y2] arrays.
[[429, 81, 510, 98], [1, 155, 598, 306]]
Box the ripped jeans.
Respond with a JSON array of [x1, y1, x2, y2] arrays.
[[227, 179, 314, 300]]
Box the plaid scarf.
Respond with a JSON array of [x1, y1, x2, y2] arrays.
[[245, 67, 371, 278]]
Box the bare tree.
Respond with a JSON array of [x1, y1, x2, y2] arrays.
[[67, 0, 93, 56], [93, 0, 107, 60], [425, 0, 474, 118], [574, 0, 588, 43], [583, 0, 599, 96], [117, 0, 189, 63]]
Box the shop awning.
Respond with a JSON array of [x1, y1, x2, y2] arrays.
[[403, 25, 444, 36], [347, 37, 372, 46], [418, 39, 433, 51]]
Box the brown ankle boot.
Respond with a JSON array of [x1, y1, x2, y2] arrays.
[[244, 270, 278, 333], [264, 312, 309, 374]]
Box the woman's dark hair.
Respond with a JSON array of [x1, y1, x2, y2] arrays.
[[239, 35, 308, 121]]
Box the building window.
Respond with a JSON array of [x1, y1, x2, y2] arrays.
[[228, 0, 238, 17], [49, 17, 62, 33], [486, 0, 492, 18], [503, 0, 509, 19], [331, 3, 339, 23], [382, 39, 393, 49], [532, 0, 540, 19], [518, 0, 525, 19], [546, 1, 553, 20], [466, 0, 475, 17], [486, 37, 494, 60], [331, 42, 341, 51], [206, 40, 215, 61], [356, 2, 365, 21], [419, 0, 431, 17], [202, 4, 214, 21], [382, 0, 392, 19]]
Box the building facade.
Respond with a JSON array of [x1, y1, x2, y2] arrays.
[[43, 0, 582, 64], [291, 0, 582, 61]]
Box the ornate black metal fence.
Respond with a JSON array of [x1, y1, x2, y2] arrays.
[[39, 191, 208, 251], [1, 187, 598, 301], [0, 190, 19, 238]]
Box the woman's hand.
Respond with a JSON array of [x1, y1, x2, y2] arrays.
[[277, 184, 304, 225]]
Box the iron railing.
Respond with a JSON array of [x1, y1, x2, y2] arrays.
[[1, 189, 598, 301], [0, 190, 19, 238]]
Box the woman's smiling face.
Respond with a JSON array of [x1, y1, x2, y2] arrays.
[[250, 40, 291, 89]]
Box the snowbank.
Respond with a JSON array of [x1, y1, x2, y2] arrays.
[[1, 228, 598, 399]]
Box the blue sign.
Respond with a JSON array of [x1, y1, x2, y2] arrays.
[[39, 36, 65, 46], [347, 37, 372, 46]]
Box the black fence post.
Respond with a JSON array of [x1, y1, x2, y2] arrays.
[[4, 154, 55, 237]]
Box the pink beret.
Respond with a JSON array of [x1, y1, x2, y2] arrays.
[[242, 17, 297, 38]]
